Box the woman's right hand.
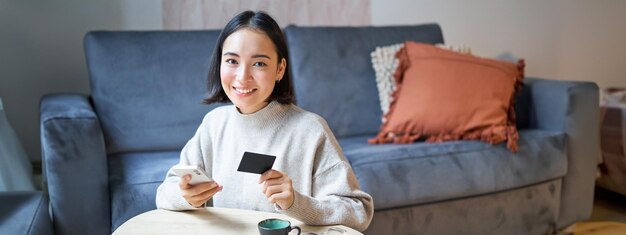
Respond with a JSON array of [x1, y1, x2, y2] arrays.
[[179, 174, 223, 208]]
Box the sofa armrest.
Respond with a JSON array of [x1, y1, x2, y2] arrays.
[[40, 94, 110, 235], [524, 78, 600, 228], [0, 191, 53, 235]]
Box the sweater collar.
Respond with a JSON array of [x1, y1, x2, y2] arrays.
[[232, 101, 290, 127]]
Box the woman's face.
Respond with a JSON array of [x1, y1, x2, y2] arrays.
[[220, 28, 286, 114]]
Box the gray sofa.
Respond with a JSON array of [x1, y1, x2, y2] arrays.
[[40, 24, 600, 235], [0, 191, 53, 235]]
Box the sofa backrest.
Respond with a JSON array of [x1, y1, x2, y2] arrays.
[[84, 31, 222, 154], [284, 24, 444, 138], [84, 24, 445, 153]]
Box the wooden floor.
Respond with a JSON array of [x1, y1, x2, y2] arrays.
[[566, 187, 626, 235], [572, 221, 626, 235]]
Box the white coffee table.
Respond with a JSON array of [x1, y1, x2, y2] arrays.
[[113, 207, 363, 235]]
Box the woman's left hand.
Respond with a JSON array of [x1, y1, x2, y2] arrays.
[[259, 169, 294, 210]]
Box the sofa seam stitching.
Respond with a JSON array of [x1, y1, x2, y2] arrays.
[[375, 178, 562, 212], [25, 194, 45, 234], [42, 116, 97, 124]]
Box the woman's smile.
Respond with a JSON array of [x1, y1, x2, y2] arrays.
[[233, 86, 258, 96]]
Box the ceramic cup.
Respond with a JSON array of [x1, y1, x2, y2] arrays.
[[258, 218, 301, 235]]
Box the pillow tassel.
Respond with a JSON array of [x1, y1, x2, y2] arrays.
[[504, 59, 525, 153], [424, 128, 508, 147], [368, 132, 392, 144], [394, 133, 420, 144], [427, 132, 462, 143], [506, 125, 519, 152], [369, 132, 421, 144]]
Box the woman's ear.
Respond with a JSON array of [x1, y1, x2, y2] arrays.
[[277, 58, 287, 81]]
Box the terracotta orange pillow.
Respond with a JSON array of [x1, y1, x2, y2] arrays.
[[369, 41, 525, 152]]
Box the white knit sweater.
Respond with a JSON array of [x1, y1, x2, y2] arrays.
[[155, 101, 374, 231]]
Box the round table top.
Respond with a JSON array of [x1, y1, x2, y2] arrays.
[[113, 207, 363, 235]]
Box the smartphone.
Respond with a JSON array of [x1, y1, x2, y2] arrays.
[[171, 165, 213, 185]]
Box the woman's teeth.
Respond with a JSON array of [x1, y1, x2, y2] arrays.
[[235, 87, 255, 94]]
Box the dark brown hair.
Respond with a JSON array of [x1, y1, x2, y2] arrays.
[[203, 11, 295, 105]]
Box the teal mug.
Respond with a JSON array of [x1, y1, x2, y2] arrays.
[[258, 218, 301, 235]]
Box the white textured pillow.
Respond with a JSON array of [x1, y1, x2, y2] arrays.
[[436, 43, 473, 54], [370, 43, 403, 123]]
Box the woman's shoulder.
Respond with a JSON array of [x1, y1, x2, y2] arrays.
[[289, 105, 324, 122], [287, 105, 333, 133]]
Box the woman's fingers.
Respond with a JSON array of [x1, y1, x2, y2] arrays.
[[264, 184, 286, 198], [269, 191, 294, 209], [181, 181, 217, 196], [193, 184, 223, 199], [187, 199, 204, 208], [258, 169, 282, 183], [262, 177, 290, 193], [262, 178, 281, 193], [189, 181, 219, 195], [189, 184, 223, 206], [179, 174, 192, 189], [268, 191, 291, 203], [180, 181, 221, 207]]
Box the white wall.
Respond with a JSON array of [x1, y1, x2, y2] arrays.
[[0, 0, 161, 162], [371, 0, 626, 92]]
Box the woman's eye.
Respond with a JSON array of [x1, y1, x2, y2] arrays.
[[253, 61, 267, 67], [225, 59, 237, 64]]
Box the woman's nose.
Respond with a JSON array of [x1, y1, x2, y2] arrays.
[[236, 66, 251, 82]]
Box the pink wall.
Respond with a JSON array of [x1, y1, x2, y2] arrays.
[[163, 0, 370, 30]]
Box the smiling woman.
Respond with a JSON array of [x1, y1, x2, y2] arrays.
[[155, 11, 374, 232]]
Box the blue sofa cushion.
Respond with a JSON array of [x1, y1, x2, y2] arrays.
[[108, 151, 179, 231], [84, 31, 222, 154], [338, 129, 567, 210], [285, 24, 444, 138]]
